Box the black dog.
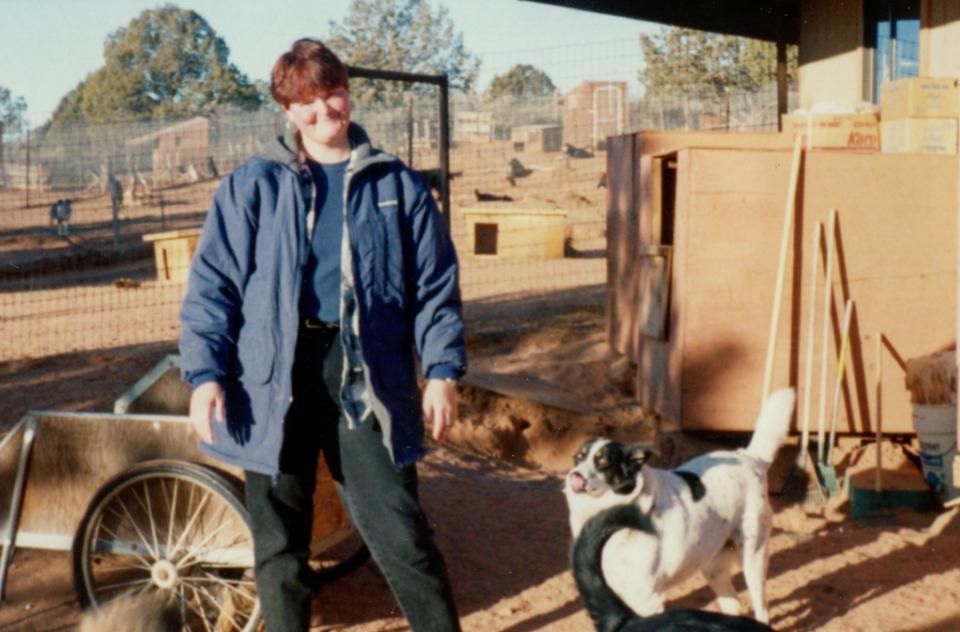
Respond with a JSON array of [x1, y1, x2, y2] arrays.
[[571, 504, 774, 632]]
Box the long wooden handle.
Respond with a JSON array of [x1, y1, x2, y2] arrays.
[[875, 332, 883, 493], [799, 222, 823, 460], [762, 134, 804, 403], [827, 299, 855, 463], [817, 209, 838, 462]]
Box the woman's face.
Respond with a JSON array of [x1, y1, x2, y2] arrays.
[[284, 86, 351, 151]]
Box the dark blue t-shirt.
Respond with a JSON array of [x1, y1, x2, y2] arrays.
[[301, 159, 348, 323]]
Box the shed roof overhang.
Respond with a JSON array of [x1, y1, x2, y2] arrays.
[[521, 0, 800, 45]]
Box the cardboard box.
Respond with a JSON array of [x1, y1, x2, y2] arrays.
[[880, 118, 958, 154], [782, 113, 879, 151], [881, 77, 958, 121]]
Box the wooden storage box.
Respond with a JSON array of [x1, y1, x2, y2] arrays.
[[143, 228, 202, 285], [881, 118, 958, 155], [880, 77, 959, 121], [782, 112, 879, 151]]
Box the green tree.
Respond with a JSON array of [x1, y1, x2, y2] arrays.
[[0, 86, 27, 185], [326, 0, 480, 106], [638, 26, 797, 98], [1, 86, 27, 138], [48, 4, 260, 128], [484, 64, 556, 100]]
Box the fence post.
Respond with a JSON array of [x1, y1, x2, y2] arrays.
[[407, 96, 414, 166], [438, 75, 451, 230]]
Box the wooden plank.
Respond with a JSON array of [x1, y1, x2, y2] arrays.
[[637, 246, 672, 341], [463, 369, 597, 415]]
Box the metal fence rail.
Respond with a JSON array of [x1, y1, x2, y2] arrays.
[[0, 72, 787, 361]]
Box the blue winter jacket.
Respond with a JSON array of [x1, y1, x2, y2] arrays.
[[179, 123, 466, 476]]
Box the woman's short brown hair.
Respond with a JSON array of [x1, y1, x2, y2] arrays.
[[270, 39, 349, 108]]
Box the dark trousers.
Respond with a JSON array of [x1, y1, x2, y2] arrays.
[[245, 327, 461, 632]]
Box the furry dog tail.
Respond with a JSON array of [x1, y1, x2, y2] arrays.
[[745, 387, 796, 465], [78, 592, 182, 632], [572, 504, 653, 632]]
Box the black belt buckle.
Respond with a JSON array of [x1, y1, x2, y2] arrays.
[[303, 318, 337, 330]]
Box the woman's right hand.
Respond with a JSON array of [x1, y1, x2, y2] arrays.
[[189, 381, 225, 444]]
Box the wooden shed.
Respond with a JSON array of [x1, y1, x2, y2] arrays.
[[608, 131, 956, 433]]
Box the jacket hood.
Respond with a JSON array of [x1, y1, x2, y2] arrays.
[[259, 122, 394, 173]]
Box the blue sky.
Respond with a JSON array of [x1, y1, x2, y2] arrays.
[[0, 0, 658, 126]]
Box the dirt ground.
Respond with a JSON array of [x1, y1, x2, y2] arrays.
[[2, 307, 960, 632], [2, 147, 959, 630]]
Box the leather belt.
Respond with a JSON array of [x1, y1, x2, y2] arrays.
[[302, 318, 338, 330]]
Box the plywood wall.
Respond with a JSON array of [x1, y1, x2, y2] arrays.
[[668, 148, 796, 430], [678, 149, 956, 432]]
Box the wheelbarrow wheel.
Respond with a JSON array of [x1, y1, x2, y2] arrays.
[[72, 460, 260, 632]]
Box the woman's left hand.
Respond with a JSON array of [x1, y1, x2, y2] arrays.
[[423, 379, 459, 442]]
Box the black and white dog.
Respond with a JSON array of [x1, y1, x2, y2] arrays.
[[564, 388, 795, 624], [572, 503, 774, 632]]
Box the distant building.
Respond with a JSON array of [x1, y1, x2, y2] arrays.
[[454, 111, 494, 143], [562, 81, 628, 150], [126, 117, 211, 179]]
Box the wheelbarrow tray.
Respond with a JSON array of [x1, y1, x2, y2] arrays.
[[0, 410, 231, 553]]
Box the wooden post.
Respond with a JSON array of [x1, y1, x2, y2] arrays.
[[438, 75, 451, 229], [407, 96, 414, 167]]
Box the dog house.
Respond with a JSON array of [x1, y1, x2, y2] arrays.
[[461, 208, 567, 259], [143, 227, 202, 285], [511, 125, 562, 153]]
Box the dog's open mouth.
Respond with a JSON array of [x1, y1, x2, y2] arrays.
[[568, 471, 587, 493]]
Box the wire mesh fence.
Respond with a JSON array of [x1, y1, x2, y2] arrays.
[[0, 43, 792, 363]]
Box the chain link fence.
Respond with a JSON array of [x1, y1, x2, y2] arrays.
[[0, 54, 791, 362]]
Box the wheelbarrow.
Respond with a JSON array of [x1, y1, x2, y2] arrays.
[[0, 355, 368, 631]]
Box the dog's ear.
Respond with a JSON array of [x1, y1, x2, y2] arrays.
[[627, 445, 660, 466]]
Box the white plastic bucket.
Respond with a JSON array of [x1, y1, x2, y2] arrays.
[[912, 404, 959, 504]]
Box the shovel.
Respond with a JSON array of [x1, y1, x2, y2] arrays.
[[819, 298, 854, 495], [781, 222, 823, 501]]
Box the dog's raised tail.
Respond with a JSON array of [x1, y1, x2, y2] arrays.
[[572, 504, 653, 632], [745, 388, 796, 464]]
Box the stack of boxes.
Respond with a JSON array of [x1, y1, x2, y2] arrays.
[[880, 77, 958, 155]]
